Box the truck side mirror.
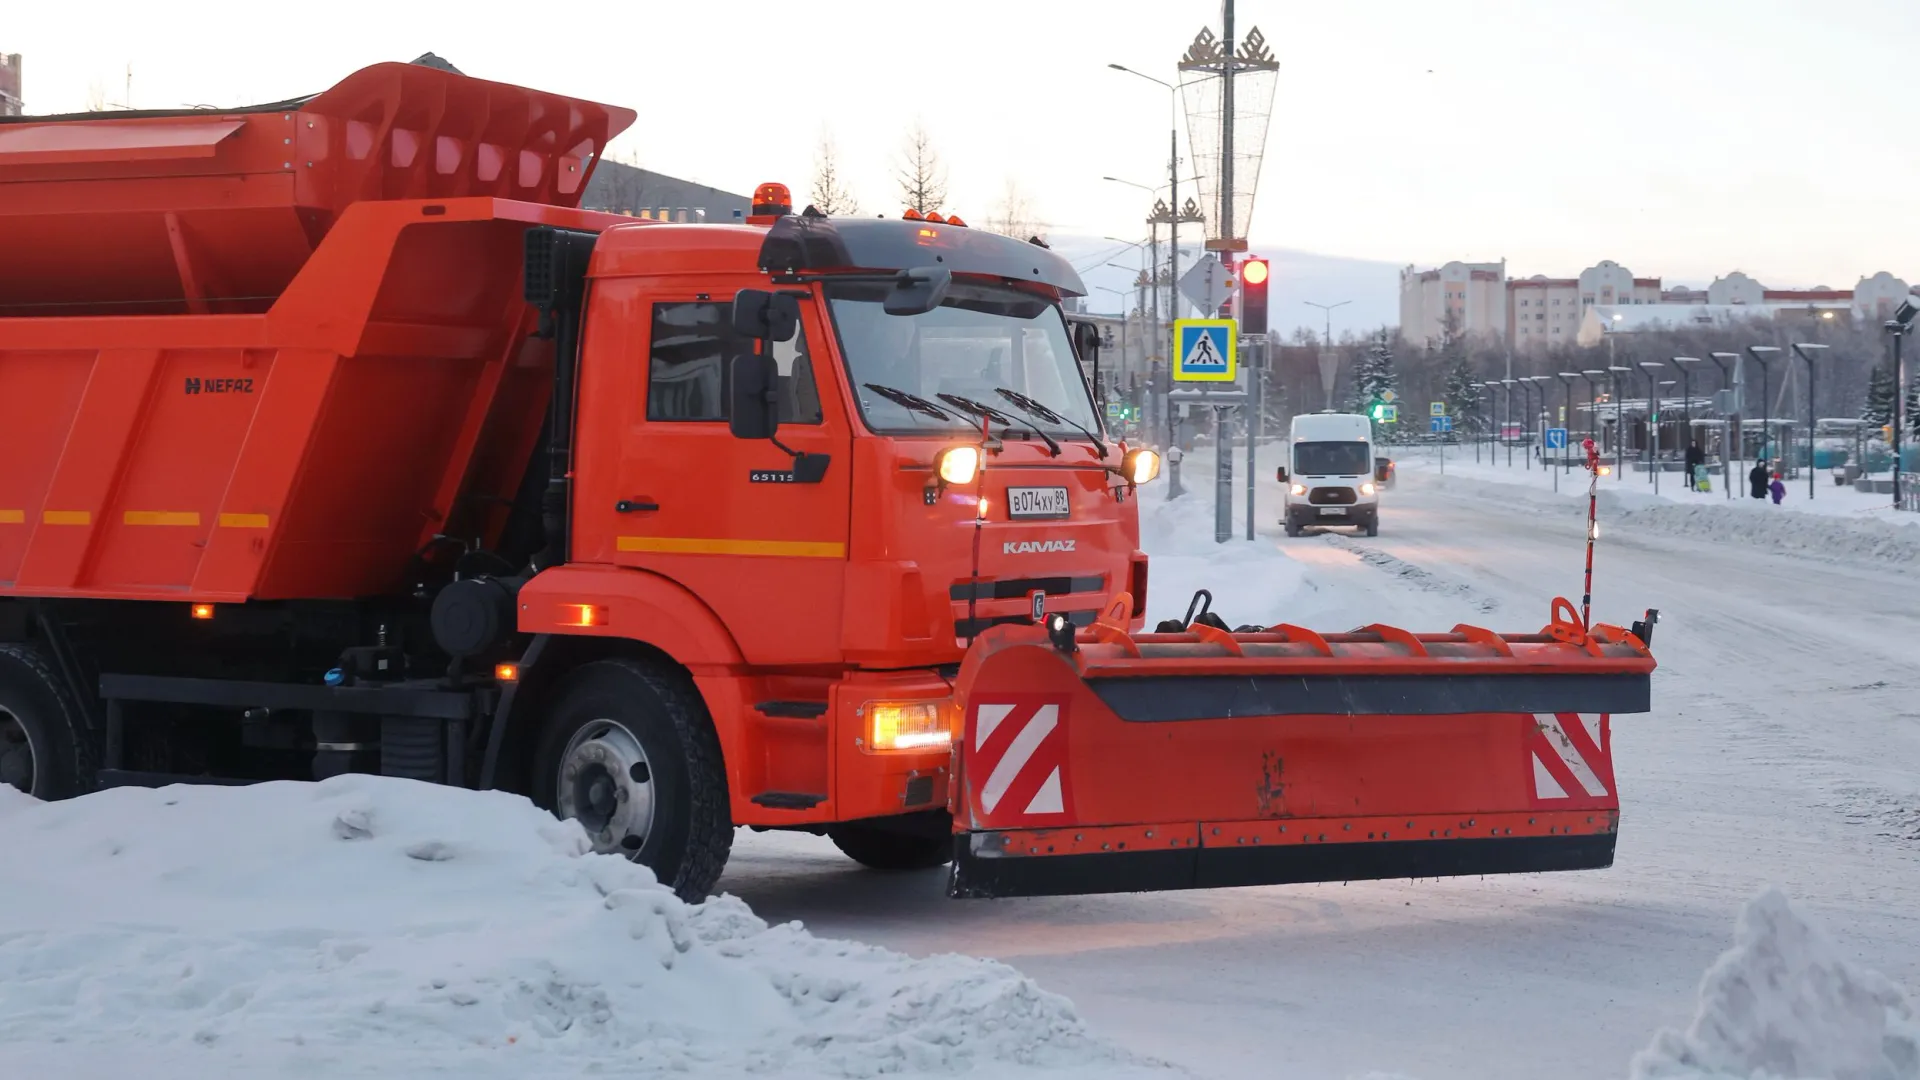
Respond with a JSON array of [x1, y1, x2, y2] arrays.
[[1275, 466, 1288, 483], [1375, 461, 1391, 481], [731, 288, 800, 342], [1071, 320, 1101, 366], [883, 266, 953, 316], [729, 352, 779, 440]]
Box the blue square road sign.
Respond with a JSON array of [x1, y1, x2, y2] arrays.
[[1545, 427, 1569, 449], [1171, 319, 1237, 382]]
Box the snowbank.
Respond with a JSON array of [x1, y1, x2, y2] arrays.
[[0, 777, 1157, 1079], [1404, 461, 1920, 566], [1137, 482, 1319, 629], [1632, 889, 1920, 1080]]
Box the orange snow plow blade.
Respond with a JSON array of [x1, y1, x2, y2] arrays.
[[946, 596, 1656, 899]]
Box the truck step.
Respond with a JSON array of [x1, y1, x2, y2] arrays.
[[96, 769, 257, 790], [754, 701, 827, 719], [751, 791, 826, 810]]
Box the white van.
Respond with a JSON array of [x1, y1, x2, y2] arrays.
[[1277, 412, 1381, 537]]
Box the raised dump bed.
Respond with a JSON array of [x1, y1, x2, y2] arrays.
[[0, 63, 635, 600]]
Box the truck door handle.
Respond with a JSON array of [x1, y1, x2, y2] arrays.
[[615, 500, 660, 513]]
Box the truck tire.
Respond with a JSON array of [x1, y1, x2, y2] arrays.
[[0, 644, 95, 800], [1284, 519, 1302, 538], [827, 824, 953, 872], [530, 659, 732, 902], [1364, 520, 1379, 538]]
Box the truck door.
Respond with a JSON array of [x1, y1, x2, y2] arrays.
[[595, 287, 851, 666]]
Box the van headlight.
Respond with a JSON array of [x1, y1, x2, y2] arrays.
[[1361, 482, 1376, 496], [1290, 483, 1307, 496], [1121, 448, 1161, 484]]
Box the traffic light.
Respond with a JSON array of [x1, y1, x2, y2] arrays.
[[1368, 399, 1385, 421], [1240, 256, 1270, 336]]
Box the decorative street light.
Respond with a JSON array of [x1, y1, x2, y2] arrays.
[[1637, 360, 1665, 486], [1886, 299, 1919, 508], [1791, 342, 1829, 501], [1708, 352, 1739, 498], [1516, 377, 1538, 470], [1501, 379, 1519, 468]]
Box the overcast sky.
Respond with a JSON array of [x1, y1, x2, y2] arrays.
[[10, 0, 1917, 295]]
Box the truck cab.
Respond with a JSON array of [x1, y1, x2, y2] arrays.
[[1278, 412, 1380, 537]]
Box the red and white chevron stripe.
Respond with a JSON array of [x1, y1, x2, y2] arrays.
[[1526, 713, 1615, 807], [967, 698, 1073, 827]]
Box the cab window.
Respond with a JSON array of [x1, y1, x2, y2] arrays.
[[646, 301, 822, 423]]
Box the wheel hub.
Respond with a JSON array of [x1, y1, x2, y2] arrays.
[[0, 707, 34, 795], [556, 719, 655, 857]]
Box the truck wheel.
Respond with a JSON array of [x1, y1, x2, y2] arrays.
[[0, 644, 95, 799], [828, 824, 953, 871], [1284, 520, 1302, 538], [1364, 520, 1380, 538], [530, 659, 732, 902]]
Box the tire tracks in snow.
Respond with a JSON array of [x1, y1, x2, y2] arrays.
[[1321, 534, 1503, 615]]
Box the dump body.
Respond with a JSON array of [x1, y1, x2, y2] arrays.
[[0, 65, 635, 599]]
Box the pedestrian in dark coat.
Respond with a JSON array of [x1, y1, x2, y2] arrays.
[[1749, 460, 1769, 499]]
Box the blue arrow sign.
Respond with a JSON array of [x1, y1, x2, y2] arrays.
[[1545, 427, 1569, 449], [1430, 415, 1453, 434]]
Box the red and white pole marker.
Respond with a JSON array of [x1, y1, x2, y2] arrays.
[[1580, 437, 1603, 630]]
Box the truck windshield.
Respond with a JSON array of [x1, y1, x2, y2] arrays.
[[1294, 441, 1371, 476], [825, 280, 1099, 437]]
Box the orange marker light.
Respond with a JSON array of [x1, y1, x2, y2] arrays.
[[925, 212, 946, 224], [565, 604, 606, 628], [946, 214, 968, 228], [495, 663, 519, 683], [190, 603, 215, 620], [903, 208, 924, 221]]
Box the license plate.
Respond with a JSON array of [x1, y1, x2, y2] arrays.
[[1007, 486, 1071, 519], [1319, 506, 1348, 516]]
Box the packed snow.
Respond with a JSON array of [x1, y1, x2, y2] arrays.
[[5, 448, 1919, 1078], [0, 777, 1165, 1079], [1633, 889, 1919, 1080]]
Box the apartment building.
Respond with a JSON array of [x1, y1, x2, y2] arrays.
[[1398, 259, 1506, 345]]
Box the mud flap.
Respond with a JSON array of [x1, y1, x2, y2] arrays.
[[946, 599, 1652, 899]]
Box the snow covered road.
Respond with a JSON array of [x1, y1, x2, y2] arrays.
[[725, 458, 1920, 1080]]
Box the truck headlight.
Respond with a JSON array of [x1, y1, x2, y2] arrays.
[[935, 445, 980, 485], [1361, 482, 1376, 496], [1121, 448, 1160, 484], [1290, 483, 1307, 496], [863, 700, 953, 753]]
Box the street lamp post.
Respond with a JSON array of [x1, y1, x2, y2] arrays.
[[1528, 377, 1554, 469], [1708, 352, 1738, 499], [1637, 361, 1664, 489], [1302, 300, 1350, 346], [1556, 373, 1580, 475], [1580, 369, 1606, 460], [1888, 300, 1919, 509], [1791, 343, 1829, 501], [1608, 366, 1632, 481], [1501, 379, 1518, 467], [1095, 286, 1129, 406], [1483, 381, 1502, 464], [1107, 64, 1183, 331], [1515, 378, 1537, 470], [1672, 356, 1700, 491], [1745, 346, 1781, 472]]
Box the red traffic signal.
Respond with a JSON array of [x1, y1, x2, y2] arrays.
[[1239, 256, 1270, 336]]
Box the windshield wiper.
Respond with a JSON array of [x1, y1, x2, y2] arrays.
[[936, 393, 1062, 457], [863, 383, 959, 424], [993, 387, 1108, 459]]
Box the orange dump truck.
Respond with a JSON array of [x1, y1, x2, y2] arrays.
[[0, 61, 1656, 901]]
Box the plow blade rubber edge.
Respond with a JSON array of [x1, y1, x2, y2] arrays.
[[946, 615, 1654, 899]]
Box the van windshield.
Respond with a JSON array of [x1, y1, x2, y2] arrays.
[[1294, 441, 1371, 476], [825, 280, 1098, 437]]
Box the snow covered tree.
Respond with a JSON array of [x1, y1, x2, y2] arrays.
[[1346, 330, 1400, 442], [1444, 356, 1485, 437], [1861, 363, 1894, 428]]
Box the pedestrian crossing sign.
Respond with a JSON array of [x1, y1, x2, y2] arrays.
[[1172, 319, 1237, 382]]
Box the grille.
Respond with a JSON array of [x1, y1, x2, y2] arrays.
[[1308, 487, 1357, 505]]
